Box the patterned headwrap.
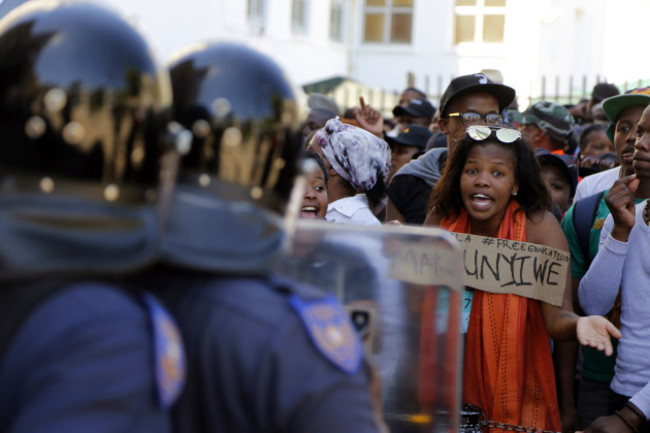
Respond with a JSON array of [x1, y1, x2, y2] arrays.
[[315, 118, 390, 191]]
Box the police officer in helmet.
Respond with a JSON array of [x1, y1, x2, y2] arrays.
[[131, 41, 385, 432], [0, 1, 184, 431]]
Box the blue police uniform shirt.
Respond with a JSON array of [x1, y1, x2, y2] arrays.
[[149, 269, 381, 433], [0, 281, 182, 433]]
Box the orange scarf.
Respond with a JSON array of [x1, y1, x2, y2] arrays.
[[442, 200, 561, 432]]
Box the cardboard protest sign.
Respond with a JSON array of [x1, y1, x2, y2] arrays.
[[388, 240, 462, 288], [389, 233, 568, 306]]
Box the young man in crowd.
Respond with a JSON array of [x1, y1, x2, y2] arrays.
[[579, 103, 650, 433], [392, 98, 436, 132], [385, 73, 515, 224], [575, 88, 650, 201], [563, 89, 650, 430], [386, 124, 432, 184]]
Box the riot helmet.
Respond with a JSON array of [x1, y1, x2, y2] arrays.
[[0, 0, 183, 278], [161, 41, 302, 273], [0, 0, 179, 202], [168, 41, 301, 215]]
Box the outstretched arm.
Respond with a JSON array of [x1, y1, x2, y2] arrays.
[[528, 211, 620, 347], [530, 211, 618, 433]]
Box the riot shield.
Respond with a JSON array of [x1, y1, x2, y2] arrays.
[[273, 219, 464, 433]]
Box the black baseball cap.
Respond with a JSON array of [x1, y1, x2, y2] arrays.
[[385, 124, 433, 150], [393, 98, 435, 120], [439, 73, 516, 116], [535, 148, 578, 198]]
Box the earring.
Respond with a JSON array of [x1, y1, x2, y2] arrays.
[[512, 191, 518, 196]]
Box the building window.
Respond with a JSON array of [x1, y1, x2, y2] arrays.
[[454, 0, 506, 45], [292, 0, 309, 35], [363, 0, 413, 44], [247, 0, 265, 22], [330, 0, 345, 42]]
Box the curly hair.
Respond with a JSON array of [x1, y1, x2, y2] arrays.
[[429, 129, 551, 220]]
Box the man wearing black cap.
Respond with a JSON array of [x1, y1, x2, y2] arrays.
[[385, 73, 515, 224], [398, 86, 427, 106], [385, 124, 432, 184], [392, 98, 435, 132]]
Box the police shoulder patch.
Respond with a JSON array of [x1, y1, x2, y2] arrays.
[[289, 294, 362, 374], [141, 292, 186, 409]]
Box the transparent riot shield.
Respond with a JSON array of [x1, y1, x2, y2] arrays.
[[273, 219, 464, 433]]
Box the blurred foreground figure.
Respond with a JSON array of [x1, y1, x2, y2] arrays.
[[0, 1, 185, 432], [131, 41, 384, 433]]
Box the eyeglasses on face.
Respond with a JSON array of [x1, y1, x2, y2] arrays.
[[466, 125, 522, 143], [447, 111, 504, 126]]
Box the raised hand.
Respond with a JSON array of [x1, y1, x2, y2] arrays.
[[605, 174, 639, 241], [354, 96, 384, 138], [576, 315, 621, 356]]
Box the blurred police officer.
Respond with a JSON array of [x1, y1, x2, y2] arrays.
[[0, 1, 184, 431], [131, 42, 384, 433]]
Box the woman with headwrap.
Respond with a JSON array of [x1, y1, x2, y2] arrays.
[[308, 118, 391, 226]]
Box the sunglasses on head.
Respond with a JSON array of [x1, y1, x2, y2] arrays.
[[466, 125, 522, 143]]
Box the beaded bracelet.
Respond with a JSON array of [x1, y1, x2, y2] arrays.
[[625, 402, 648, 424], [615, 410, 639, 433]]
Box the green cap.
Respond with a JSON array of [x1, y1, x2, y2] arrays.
[[602, 87, 650, 142], [517, 101, 575, 142]]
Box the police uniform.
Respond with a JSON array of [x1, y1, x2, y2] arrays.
[[141, 268, 379, 433], [145, 41, 383, 433], [0, 1, 188, 431], [0, 281, 184, 433]]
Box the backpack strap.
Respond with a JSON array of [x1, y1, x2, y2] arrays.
[[572, 190, 605, 268]]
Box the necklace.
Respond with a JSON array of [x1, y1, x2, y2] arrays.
[[644, 200, 650, 226]]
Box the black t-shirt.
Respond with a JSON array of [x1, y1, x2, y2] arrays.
[[386, 174, 433, 225]]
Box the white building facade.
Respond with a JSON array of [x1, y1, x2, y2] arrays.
[[107, 0, 650, 110]]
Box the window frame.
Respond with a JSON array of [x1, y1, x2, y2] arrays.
[[362, 0, 414, 45], [291, 0, 310, 36], [246, 0, 265, 23], [453, 0, 507, 46], [329, 0, 346, 43]]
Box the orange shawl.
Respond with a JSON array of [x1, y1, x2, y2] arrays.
[[442, 200, 561, 432]]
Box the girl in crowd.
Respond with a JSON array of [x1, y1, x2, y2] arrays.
[[300, 150, 329, 219], [578, 123, 617, 178], [308, 118, 390, 226], [424, 125, 621, 431]]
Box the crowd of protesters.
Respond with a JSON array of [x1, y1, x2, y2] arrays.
[[1, 0, 648, 432], [302, 73, 650, 433]]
